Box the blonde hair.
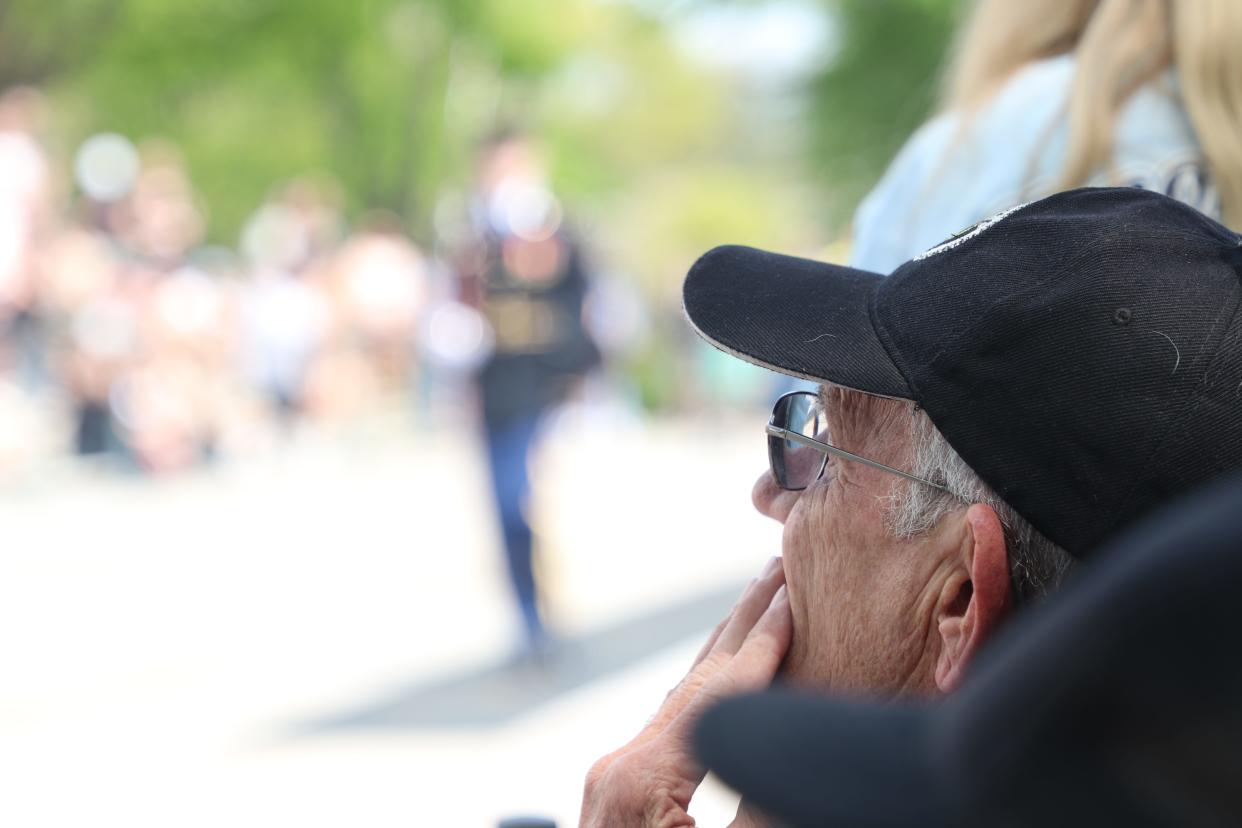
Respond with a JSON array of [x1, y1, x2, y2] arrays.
[[942, 0, 1242, 228]]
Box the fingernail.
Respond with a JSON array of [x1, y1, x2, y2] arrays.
[[763, 556, 780, 576], [774, 584, 788, 604]]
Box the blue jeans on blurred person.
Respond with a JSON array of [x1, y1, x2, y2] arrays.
[[483, 412, 546, 652]]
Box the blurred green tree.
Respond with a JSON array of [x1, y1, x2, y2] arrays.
[[805, 0, 960, 231], [1, 0, 962, 246], [0, 0, 628, 242], [0, 0, 965, 414]]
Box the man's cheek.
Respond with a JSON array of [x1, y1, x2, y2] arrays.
[[774, 551, 811, 671]]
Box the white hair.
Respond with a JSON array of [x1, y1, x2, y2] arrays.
[[885, 404, 1077, 605]]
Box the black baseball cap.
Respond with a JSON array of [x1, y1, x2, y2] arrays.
[[692, 471, 1242, 827], [682, 187, 1242, 556]]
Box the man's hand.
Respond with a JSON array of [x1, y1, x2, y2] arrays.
[[580, 557, 791, 828]]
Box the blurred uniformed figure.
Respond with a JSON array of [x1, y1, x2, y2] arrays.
[[459, 131, 599, 659]]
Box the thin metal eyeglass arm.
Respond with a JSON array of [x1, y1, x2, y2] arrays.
[[766, 424, 951, 493]]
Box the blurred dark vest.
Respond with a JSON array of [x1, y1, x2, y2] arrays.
[[475, 229, 599, 425]]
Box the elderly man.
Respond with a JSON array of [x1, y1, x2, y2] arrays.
[[580, 187, 1242, 827]]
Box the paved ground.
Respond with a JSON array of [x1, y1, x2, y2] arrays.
[[0, 408, 782, 826]]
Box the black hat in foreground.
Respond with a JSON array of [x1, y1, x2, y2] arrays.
[[682, 187, 1242, 556], [693, 472, 1242, 827]]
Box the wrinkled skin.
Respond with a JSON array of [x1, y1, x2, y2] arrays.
[[752, 388, 958, 696], [580, 558, 791, 828], [581, 386, 1009, 826]]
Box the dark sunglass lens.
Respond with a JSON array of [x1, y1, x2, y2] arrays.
[[769, 394, 792, 487], [770, 393, 824, 489]]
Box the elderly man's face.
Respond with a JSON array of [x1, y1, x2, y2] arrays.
[[753, 387, 964, 696]]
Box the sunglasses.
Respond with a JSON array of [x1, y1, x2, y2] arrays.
[[766, 391, 950, 492]]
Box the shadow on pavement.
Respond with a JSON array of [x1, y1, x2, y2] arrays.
[[297, 580, 746, 731]]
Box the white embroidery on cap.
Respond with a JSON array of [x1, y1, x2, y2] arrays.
[[912, 201, 1031, 261]]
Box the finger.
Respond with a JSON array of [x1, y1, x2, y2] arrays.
[[712, 557, 784, 656], [692, 557, 779, 666], [690, 562, 770, 666], [690, 585, 745, 668], [727, 584, 793, 689], [642, 561, 785, 743], [662, 586, 794, 757]]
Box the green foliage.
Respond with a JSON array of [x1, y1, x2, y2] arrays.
[[4, 0, 787, 257], [0, 0, 115, 85], [0, 0, 571, 241], [806, 0, 960, 230], [0, 0, 963, 358], [43, 0, 464, 240], [0, 0, 974, 412]]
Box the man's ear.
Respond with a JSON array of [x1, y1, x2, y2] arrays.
[[934, 503, 1011, 693]]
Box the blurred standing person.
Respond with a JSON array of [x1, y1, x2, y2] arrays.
[[106, 146, 218, 472], [459, 131, 600, 660], [45, 133, 145, 461], [313, 213, 428, 419], [136, 262, 231, 470], [43, 230, 129, 458], [238, 181, 338, 431], [851, 0, 1242, 273], [0, 87, 53, 391]]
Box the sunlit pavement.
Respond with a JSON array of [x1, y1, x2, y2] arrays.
[[0, 408, 781, 827]]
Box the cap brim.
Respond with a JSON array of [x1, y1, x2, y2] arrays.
[[682, 245, 912, 398], [694, 690, 952, 828]]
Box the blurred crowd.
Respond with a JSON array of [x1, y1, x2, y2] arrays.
[[0, 86, 561, 475]]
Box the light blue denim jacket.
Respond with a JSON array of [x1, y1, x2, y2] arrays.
[[850, 55, 1219, 274]]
